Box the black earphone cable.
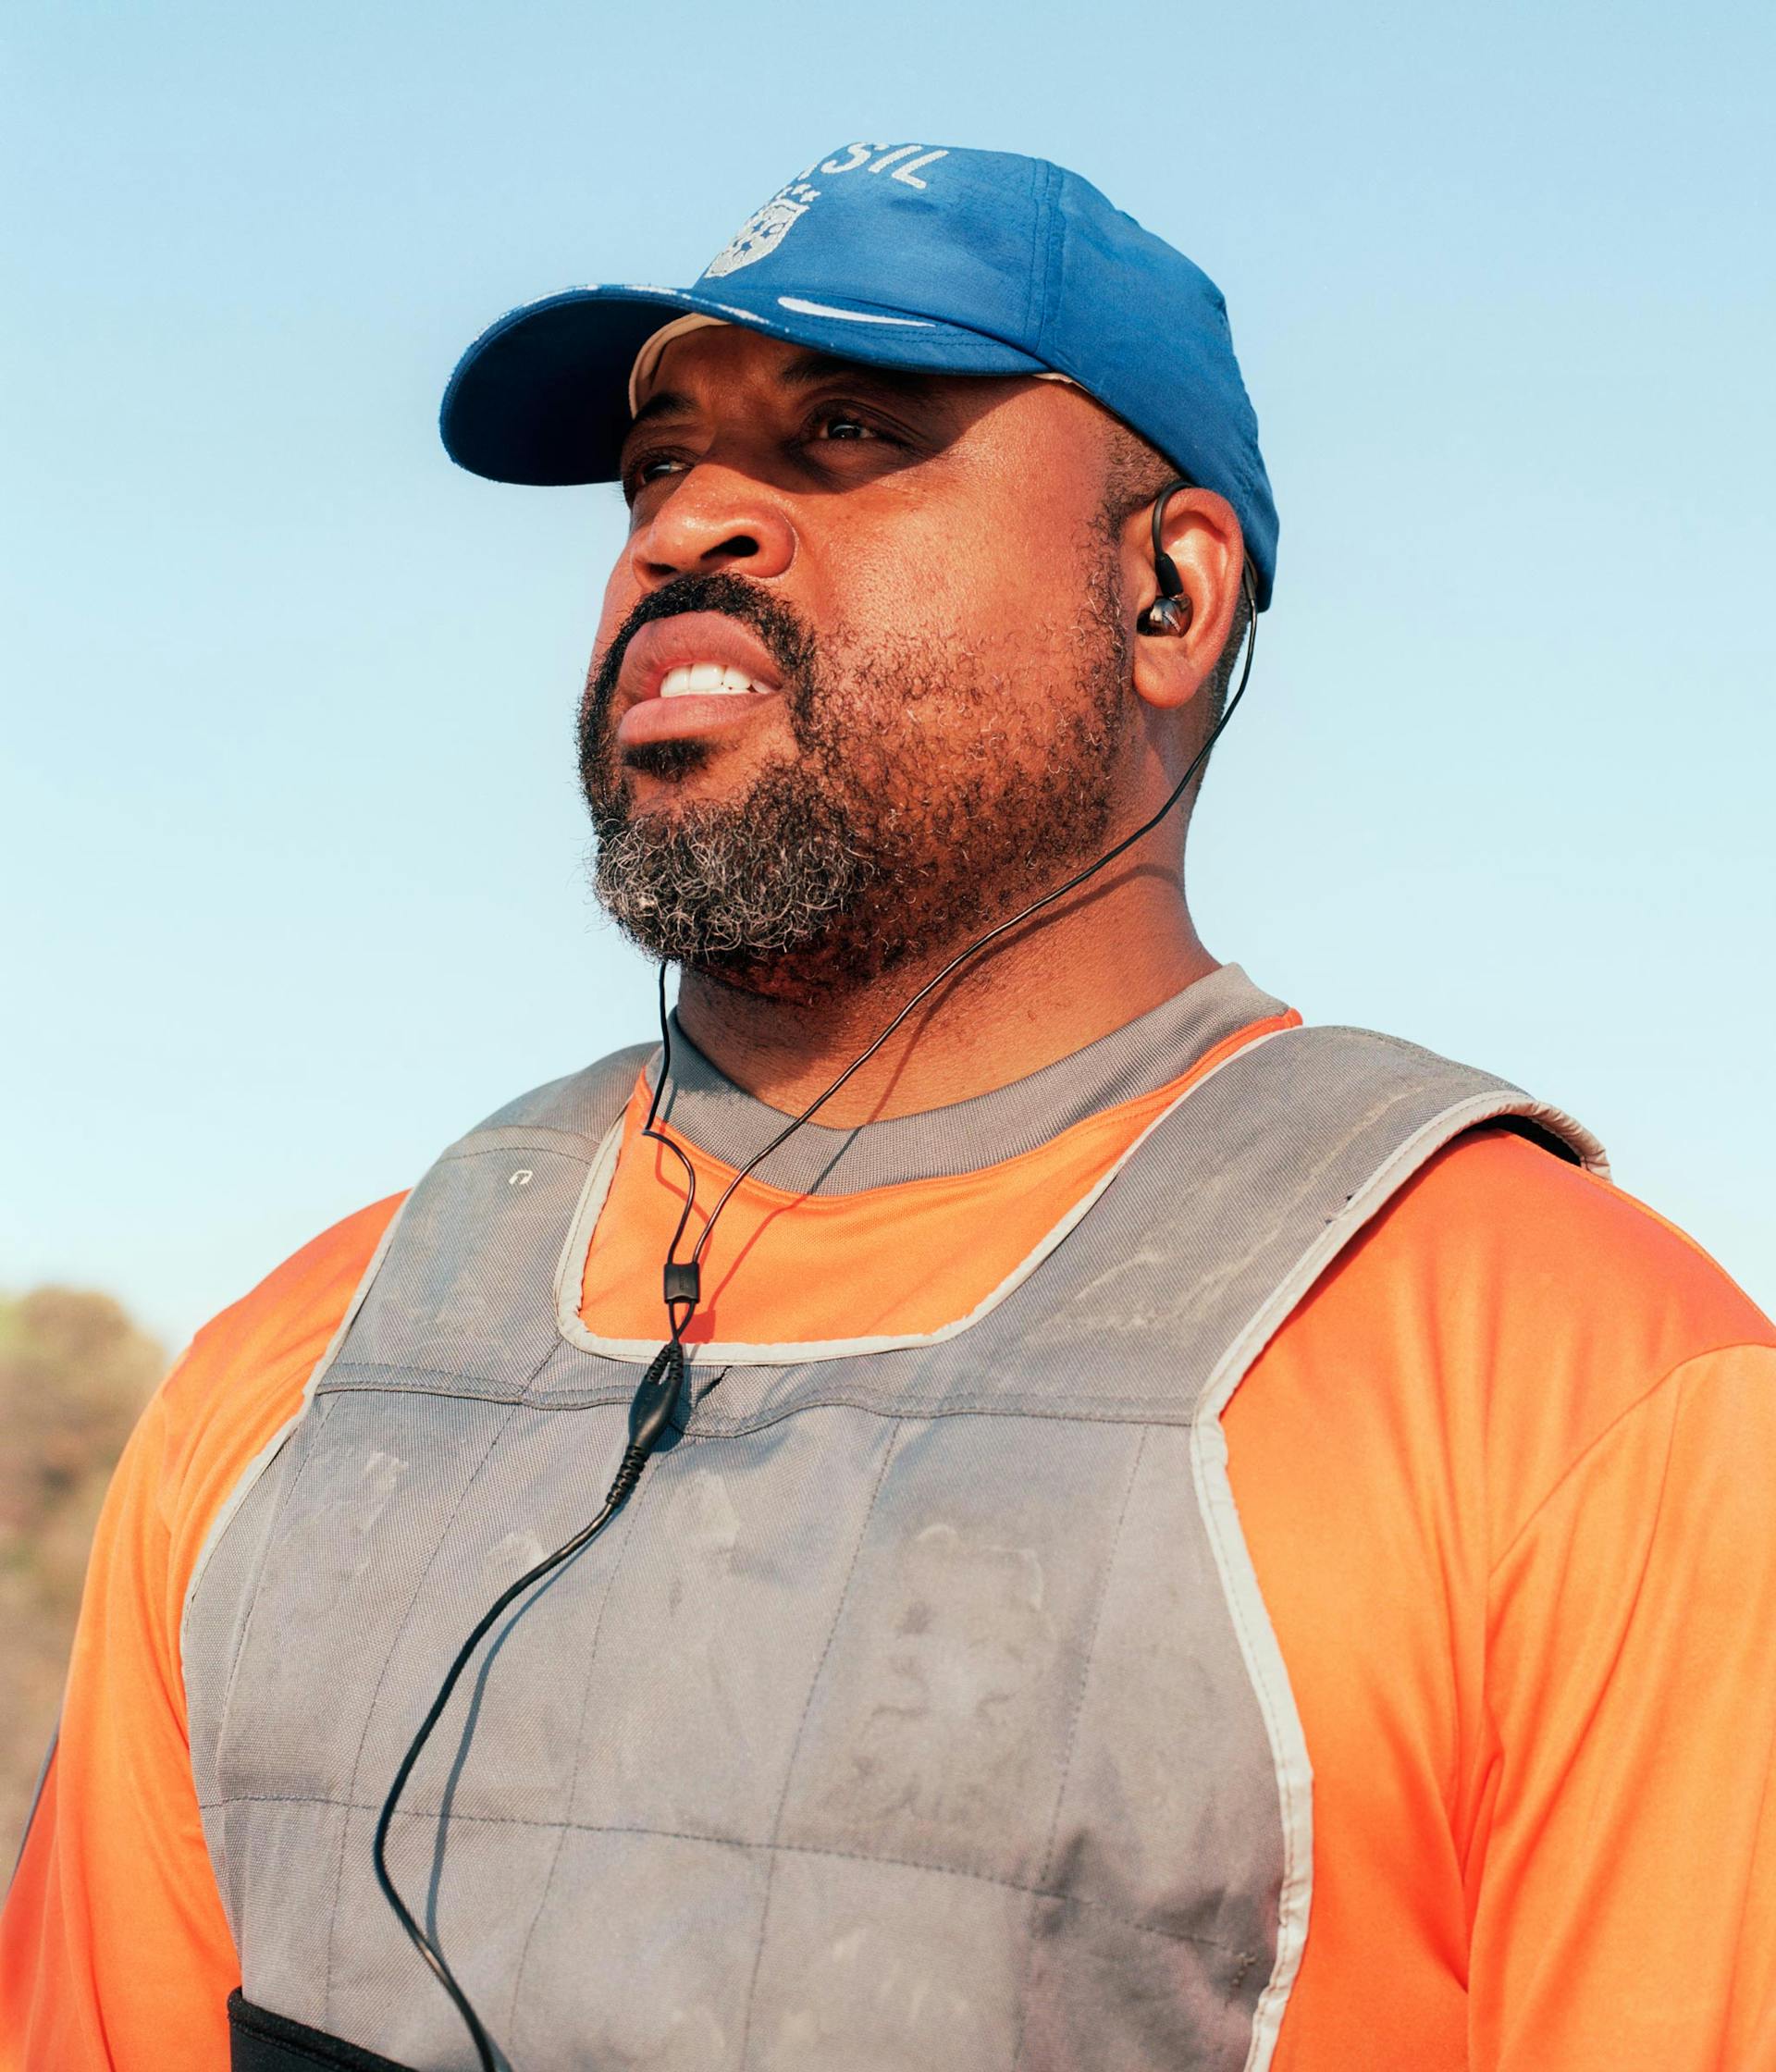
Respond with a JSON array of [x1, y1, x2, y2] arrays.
[[372, 498, 1255, 2071], [370, 1498, 621, 2069]]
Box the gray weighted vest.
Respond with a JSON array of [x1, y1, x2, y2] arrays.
[[182, 968, 1602, 2071]]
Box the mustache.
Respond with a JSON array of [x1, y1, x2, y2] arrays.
[[584, 573, 818, 735]]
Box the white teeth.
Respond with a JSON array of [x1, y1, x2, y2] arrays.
[[659, 663, 761, 698]]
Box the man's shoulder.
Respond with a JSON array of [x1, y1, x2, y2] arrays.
[[156, 1192, 408, 1470], [1379, 1126, 1771, 1353], [150, 1042, 658, 1466], [1292, 1124, 1775, 1551]]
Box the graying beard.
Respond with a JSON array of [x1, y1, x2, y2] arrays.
[[581, 549, 1129, 987], [590, 771, 871, 965]]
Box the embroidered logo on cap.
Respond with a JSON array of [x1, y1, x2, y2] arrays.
[[703, 183, 819, 278], [700, 144, 952, 280]]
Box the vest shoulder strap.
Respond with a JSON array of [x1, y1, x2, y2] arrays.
[[1110, 1019, 1607, 1424], [448, 1041, 654, 1154]]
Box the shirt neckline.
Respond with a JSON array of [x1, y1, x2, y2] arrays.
[[645, 962, 1289, 1198]]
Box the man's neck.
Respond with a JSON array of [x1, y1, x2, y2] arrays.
[[672, 864, 1218, 1128]]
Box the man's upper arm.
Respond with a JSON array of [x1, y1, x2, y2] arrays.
[[1, 1387, 238, 2070], [0, 1194, 405, 2070], [1472, 1341, 1776, 2070]]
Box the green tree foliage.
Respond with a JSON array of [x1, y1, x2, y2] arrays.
[[1, 1289, 165, 1858]]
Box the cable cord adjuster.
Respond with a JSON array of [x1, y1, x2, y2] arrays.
[[662, 1260, 701, 1306]]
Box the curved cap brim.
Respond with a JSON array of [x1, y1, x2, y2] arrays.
[[439, 283, 1052, 486]]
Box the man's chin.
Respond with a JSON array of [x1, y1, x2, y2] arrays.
[[585, 760, 876, 991], [615, 737, 713, 786], [678, 923, 916, 1008]]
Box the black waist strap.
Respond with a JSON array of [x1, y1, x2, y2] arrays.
[[228, 1992, 417, 2072]]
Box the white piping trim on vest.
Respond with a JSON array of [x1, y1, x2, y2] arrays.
[[551, 1026, 1294, 1368], [179, 1196, 413, 1644], [1190, 1069, 1603, 2072], [1190, 1406, 1313, 2072]]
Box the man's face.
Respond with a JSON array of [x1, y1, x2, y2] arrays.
[[579, 326, 1141, 999]]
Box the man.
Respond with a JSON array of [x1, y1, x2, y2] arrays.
[[5, 142, 1774, 2072]]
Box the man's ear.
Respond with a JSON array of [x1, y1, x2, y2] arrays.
[[1125, 486, 1245, 714]]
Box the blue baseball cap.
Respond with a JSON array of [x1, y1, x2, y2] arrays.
[[441, 142, 1277, 607]]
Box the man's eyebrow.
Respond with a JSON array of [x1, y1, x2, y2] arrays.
[[624, 352, 945, 440], [625, 387, 697, 436], [774, 350, 943, 402]]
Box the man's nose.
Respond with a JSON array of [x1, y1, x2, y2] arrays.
[[629, 465, 797, 589]]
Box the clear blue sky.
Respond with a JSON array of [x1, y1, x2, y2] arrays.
[[4, 0, 1772, 1350]]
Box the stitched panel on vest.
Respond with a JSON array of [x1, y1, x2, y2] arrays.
[[336, 1141, 589, 1392], [195, 1394, 1277, 2070]]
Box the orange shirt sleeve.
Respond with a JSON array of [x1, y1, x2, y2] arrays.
[[1235, 1131, 1776, 2071], [1471, 1339, 1776, 2069], [0, 1197, 404, 2072]]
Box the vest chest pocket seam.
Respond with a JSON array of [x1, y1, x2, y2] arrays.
[[211, 1394, 342, 1790], [500, 1446, 656, 2057], [315, 1396, 531, 2031], [735, 1420, 909, 2071], [199, 1791, 1257, 1961], [1007, 1422, 1153, 2069], [319, 1359, 556, 1404]]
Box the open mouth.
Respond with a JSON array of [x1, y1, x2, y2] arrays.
[[614, 610, 787, 751]]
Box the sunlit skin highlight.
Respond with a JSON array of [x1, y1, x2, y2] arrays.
[[584, 326, 1248, 1124]]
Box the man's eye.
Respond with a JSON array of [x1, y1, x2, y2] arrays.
[[809, 408, 886, 444], [622, 409, 899, 500], [621, 450, 687, 501]]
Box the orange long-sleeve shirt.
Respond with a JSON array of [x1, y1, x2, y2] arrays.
[[6, 1027, 1775, 2068]]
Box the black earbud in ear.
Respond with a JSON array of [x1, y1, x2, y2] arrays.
[[1138, 592, 1191, 635], [1136, 477, 1195, 635]]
